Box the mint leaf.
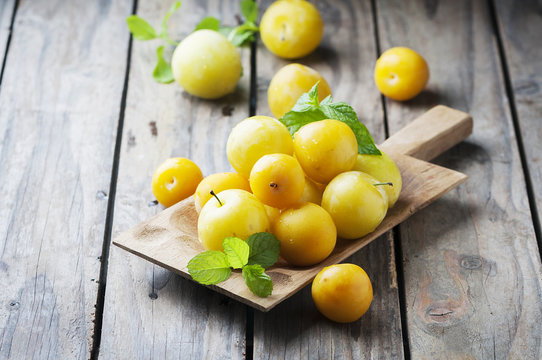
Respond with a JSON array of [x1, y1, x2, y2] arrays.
[[227, 22, 259, 47], [218, 25, 235, 38], [187, 251, 232, 285], [280, 107, 327, 135], [242, 264, 273, 297], [246, 232, 280, 268], [229, 28, 256, 47], [126, 15, 157, 40], [153, 46, 174, 84], [223, 237, 249, 269], [280, 84, 381, 155], [196, 16, 221, 31], [240, 0, 258, 23], [160, 1, 181, 42]]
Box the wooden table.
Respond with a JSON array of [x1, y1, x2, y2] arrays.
[[1, 0, 541, 358]]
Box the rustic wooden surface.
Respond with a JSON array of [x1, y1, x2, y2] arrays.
[[494, 0, 542, 237], [0, 0, 541, 359], [376, 0, 542, 358], [0, 0, 131, 358]]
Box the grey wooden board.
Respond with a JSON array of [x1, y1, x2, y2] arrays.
[[99, 1, 249, 358], [376, 0, 542, 358], [0, 0, 132, 358], [253, 1, 404, 358], [0, 0, 14, 71], [494, 0, 542, 233]]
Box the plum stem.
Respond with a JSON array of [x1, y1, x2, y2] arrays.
[[269, 182, 278, 188], [374, 182, 393, 187], [210, 190, 223, 206]]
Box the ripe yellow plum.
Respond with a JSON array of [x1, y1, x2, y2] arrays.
[[260, 0, 323, 59], [198, 189, 270, 251], [152, 157, 203, 207], [268, 63, 331, 118], [374, 46, 429, 101], [250, 154, 305, 209], [272, 202, 336, 266], [171, 29, 242, 99], [227, 116, 294, 178], [194, 172, 251, 213], [321, 171, 388, 239], [312, 263, 373, 323], [352, 151, 402, 207], [294, 119, 358, 184]]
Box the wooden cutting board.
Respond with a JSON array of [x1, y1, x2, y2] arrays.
[[113, 105, 473, 312]]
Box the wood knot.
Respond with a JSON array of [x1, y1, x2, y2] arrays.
[[460, 255, 482, 270]]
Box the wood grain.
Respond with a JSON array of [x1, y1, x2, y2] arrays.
[[252, 0, 403, 357], [99, 1, 249, 358], [0, 0, 132, 358], [376, 0, 542, 358], [494, 0, 542, 232]]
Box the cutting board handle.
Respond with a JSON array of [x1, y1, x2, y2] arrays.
[[380, 105, 473, 161]]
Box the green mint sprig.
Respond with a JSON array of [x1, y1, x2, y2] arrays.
[[126, 1, 181, 84], [187, 232, 279, 297], [127, 1, 258, 84], [280, 84, 382, 155], [195, 0, 259, 47]]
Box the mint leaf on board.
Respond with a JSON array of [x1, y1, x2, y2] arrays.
[[241, 0, 258, 23], [160, 1, 181, 43], [187, 251, 232, 285], [126, 15, 157, 40], [246, 232, 280, 268], [279, 84, 381, 155], [196, 16, 221, 31], [153, 46, 174, 84], [242, 264, 273, 297], [222, 237, 249, 269]]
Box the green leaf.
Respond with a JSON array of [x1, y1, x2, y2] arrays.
[[222, 237, 249, 269], [161, 1, 181, 37], [229, 29, 256, 47], [153, 46, 174, 84], [246, 232, 280, 268], [227, 22, 259, 47], [280, 107, 327, 136], [196, 16, 221, 31], [279, 84, 381, 155], [240, 0, 258, 23], [187, 251, 232, 285], [126, 15, 157, 40], [242, 264, 273, 297], [218, 25, 235, 38], [291, 82, 321, 112]]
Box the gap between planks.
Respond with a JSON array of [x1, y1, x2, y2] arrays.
[[486, 0, 542, 260], [0, 0, 19, 89], [370, 0, 411, 358], [90, 0, 138, 358]]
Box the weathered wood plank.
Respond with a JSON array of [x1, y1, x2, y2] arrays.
[[253, 0, 404, 358], [376, 0, 542, 358], [99, 1, 249, 358], [0, 0, 15, 72], [494, 0, 542, 234], [0, 0, 132, 358]]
